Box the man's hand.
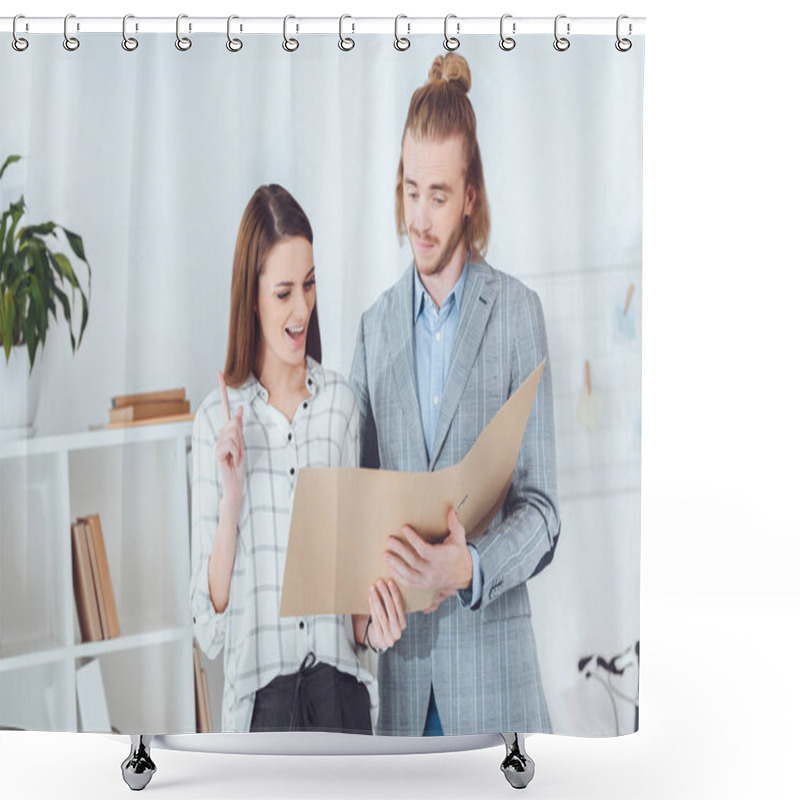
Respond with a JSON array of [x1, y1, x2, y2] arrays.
[[385, 508, 472, 599]]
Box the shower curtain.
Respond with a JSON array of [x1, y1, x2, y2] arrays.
[[0, 25, 644, 738]]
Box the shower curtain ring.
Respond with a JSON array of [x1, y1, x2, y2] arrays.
[[122, 14, 138, 51], [499, 14, 515, 51], [226, 15, 243, 52], [12, 15, 29, 52], [553, 14, 571, 51], [444, 14, 460, 51], [63, 14, 80, 51], [176, 14, 192, 51], [338, 15, 355, 51], [615, 15, 632, 51], [394, 15, 410, 51], [283, 15, 299, 52]]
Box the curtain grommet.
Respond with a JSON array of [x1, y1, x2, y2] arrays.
[[283, 15, 299, 52], [499, 14, 516, 51], [444, 14, 460, 51], [338, 14, 355, 51], [121, 14, 138, 51], [175, 13, 192, 51], [63, 14, 80, 51], [553, 14, 571, 52], [394, 15, 410, 51], [226, 15, 243, 52], [12, 15, 29, 52]]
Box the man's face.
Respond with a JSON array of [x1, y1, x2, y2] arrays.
[[401, 133, 476, 279]]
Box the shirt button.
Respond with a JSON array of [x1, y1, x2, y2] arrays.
[[299, 621, 305, 630], [288, 432, 292, 442], [303, 402, 308, 410], [290, 467, 295, 476], [435, 332, 441, 342], [433, 395, 440, 406]]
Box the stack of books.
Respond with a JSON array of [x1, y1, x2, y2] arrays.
[[193, 642, 212, 733], [107, 387, 192, 429], [70, 514, 120, 643]]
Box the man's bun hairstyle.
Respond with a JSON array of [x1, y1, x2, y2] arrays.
[[395, 53, 490, 259]]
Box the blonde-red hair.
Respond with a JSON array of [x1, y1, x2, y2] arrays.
[[395, 53, 490, 259]]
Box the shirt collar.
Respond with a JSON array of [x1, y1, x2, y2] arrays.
[[413, 254, 471, 323], [239, 356, 323, 405]]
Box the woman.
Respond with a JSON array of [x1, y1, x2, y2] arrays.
[[190, 185, 405, 733]]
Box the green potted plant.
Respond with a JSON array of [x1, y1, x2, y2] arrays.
[[0, 154, 91, 438]]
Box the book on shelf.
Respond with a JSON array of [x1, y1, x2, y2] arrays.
[[112, 387, 186, 409], [79, 514, 121, 639], [83, 520, 110, 639], [71, 522, 103, 643], [193, 642, 212, 733], [109, 399, 191, 424], [105, 386, 193, 428]]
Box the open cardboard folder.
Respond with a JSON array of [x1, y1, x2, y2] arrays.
[[280, 358, 546, 616]]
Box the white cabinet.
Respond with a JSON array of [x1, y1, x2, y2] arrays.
[[0, 422, 197, 733]]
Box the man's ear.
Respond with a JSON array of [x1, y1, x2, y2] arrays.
[[465, 183, 477, 218]]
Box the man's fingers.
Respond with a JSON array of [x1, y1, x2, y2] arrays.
[[402, 525, 433, 559], [447, 508, 466, 542], [218, 371, 232, 421], [386, 534, 425, 572], [385, 551, 423, 587]]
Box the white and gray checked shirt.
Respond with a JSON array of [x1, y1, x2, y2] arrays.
[[190, 357, 377, 732]]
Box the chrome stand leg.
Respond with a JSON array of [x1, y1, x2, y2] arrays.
[[121, 735, 156, 791], [500, 733, 535, 789]]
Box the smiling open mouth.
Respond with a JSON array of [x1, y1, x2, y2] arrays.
[[286, 324, 306, 344]]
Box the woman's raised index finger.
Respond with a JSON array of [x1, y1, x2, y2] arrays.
[[217, 371, 232, 421]]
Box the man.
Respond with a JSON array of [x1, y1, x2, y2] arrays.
[[350, 53, 560, 736]]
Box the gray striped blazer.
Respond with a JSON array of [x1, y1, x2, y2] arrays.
[[349, 259, 560, 736]]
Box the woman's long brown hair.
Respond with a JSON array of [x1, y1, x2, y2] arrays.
[[223, 184, 321, 387]]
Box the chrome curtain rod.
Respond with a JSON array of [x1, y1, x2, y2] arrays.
[[0, 15, 646, 36]]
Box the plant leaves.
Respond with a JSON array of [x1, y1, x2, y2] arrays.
[[20, 222, 57, 241], [52, 284, 74, 348], [0, 155, 22, 182], [62, 228, 88, 264]]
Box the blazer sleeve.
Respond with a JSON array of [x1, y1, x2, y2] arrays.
[[471, 288, 561, 607], [189, 402, 230, 659], [349, 313, 380, 470]]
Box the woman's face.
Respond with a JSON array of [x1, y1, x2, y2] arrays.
[[257, 236, 316, 371]]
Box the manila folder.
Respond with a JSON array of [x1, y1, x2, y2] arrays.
[[280, 358, 545, 616]]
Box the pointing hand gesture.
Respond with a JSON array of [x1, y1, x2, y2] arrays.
[[215, 371, 246, 506]]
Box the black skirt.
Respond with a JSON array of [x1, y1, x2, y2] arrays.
[[249, 652, 372, 734]]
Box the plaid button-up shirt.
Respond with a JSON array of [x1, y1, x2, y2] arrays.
[[190, 357, 377, 732]]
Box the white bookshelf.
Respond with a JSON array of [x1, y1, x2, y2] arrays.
[[0, 421, 197, 733]]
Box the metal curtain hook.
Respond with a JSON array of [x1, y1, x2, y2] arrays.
[[554, 14, 571, 51], [176, 13, 192, 51], [63, 13, 80, 51], [499, 14, 515, 51], [226, 15, 242, 51], [339, 14, 355, 51], [283, 15, 299, 52], [615, 14, 632, 51], [12, 14, 29, 52], [394, 14, 410, 51], [444, 14, 460, 51], [122, 14, 138, 51]]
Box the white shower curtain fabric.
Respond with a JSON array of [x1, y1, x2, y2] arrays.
[[0, 32, 643, 737]]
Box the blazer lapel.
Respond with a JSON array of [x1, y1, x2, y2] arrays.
[[428, 262, 497, 469], [388, 265, 428, 463]]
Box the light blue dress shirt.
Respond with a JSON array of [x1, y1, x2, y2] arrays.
[[413, 259, 483, 609]]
